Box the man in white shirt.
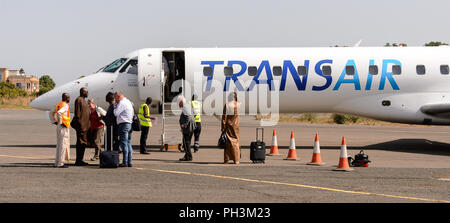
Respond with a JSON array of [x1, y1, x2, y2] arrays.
[[50, 93, 71, 168], [178, 95, 195, 161], [113, 91, 134, 167]]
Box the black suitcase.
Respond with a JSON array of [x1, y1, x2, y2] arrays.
[[250, 128, 266, 163], [100, 125, 119, 168], [100, 150, 119, 168]]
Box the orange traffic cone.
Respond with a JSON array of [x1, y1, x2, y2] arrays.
[[307, 133, 325, 165], [333, 137, 353, 171], [284, 131, 297, 160], [267, 129, 280, 156]]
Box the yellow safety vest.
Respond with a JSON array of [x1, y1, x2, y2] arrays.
[[189, 100, 202, 123], [138, 104, 152, 127], [56, 101, 71, 128]]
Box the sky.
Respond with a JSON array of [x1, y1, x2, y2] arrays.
[[1, 0, 450, 86]]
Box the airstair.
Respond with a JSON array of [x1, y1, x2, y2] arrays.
[[160, 75, 183, 152]]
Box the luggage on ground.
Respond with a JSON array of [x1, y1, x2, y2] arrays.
[[348, 150, 371, 167], [250, 128, 266, 164], [100, 125, 119, 168], [100, 150, 119, 168]]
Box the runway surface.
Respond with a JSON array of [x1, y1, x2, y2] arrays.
[[0, 109, 449, 203]]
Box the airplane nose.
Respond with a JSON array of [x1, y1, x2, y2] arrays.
[[30, 88, 61, 110], [29, 97, 39, 108], [30, 94, 52, 110]]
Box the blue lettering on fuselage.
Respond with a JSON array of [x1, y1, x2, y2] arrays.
[[201, 61, 224, 91], [312, 60, 333, 91], [333, 60, 361, 91], [202, 59, 400, 91], [224, 60, 246, 91], [247, 60, 274, 91], [379, 59, 401, 90], [280, 60, 309, 91], [365, 59, 375, 90]]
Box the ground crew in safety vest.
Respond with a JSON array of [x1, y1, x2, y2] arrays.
[[50, 93, 71, 168], [138, 97, 156, 154], [189, 95, 202, 153]]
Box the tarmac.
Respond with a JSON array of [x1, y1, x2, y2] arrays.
[[0, 109, 449, 203]]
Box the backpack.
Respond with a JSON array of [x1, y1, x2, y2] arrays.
[[348, 150, 371, 167]]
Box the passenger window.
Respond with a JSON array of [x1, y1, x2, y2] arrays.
[[203, 66, 213, 76], [297, 66, 307, 76], [416, 65, 426, 75], [224, 66, 233, 76], [248, 66, 257, 76], [441, 65, 449, 75], [392, 65, 402, 75], [345, 65, 355, 75], [369, 65, 378, 75], [322, 66, 332, 76], [273, 66, 282, 76]]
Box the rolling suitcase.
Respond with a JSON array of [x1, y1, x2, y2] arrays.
[[100, 125, 119, 168], [250, 128, 266, 163]]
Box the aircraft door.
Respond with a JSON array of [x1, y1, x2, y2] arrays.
[[138, 49, 162, 102]]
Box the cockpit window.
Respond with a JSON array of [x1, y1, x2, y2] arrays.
[[119, 58, 138, 75], [102, 58, 128, 73]]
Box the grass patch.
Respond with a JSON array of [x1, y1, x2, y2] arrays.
[[257, 113, 388, 126], [0, 96, 36, 109]]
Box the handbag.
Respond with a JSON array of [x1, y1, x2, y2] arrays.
[[70, 117, 80, 130], [217, 131, 227, 149], [132, 115, 141, 131]]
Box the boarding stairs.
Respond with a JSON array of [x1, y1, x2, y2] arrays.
[[160, 102, 183, 152]]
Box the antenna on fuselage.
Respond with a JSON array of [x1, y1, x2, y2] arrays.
[[353, 39, 363, 47]]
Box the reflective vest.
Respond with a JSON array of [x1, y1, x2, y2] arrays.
[[189, 100, 202, 123], [56, 101, 71, 128], [138, 104, 152, 127]]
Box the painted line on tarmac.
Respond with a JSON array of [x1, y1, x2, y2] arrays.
[[136, 167, 450, 203], [0, 154, 47, 160]]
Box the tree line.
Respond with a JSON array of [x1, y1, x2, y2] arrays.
[[0, 75, 55, 98]]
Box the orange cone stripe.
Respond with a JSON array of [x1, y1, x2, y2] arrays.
[[285, 131, 297, 159], [311, 153, 322, 163], [269, 129, 279, 155], [338, 157, 350, 169]]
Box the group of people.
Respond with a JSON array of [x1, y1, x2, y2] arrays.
[[51, 87, 241, 168], [177, 92, 241, 165], [51, 88, 154, 168]]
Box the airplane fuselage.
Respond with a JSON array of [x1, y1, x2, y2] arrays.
[[30, 47, 450, 125]]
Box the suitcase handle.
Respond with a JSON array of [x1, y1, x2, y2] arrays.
[[256, 127, 264, 142]]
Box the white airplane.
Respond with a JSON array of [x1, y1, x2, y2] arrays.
[[30, 46, 450, 125]]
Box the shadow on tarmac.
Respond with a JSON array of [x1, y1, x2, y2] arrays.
[[362, 139, 450, 156], [2, 138, 449, 157], [286, 138, 450, 156], [0, 163, 55, 168]]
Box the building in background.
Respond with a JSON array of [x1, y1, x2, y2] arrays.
[[0, 68, 39, 93]]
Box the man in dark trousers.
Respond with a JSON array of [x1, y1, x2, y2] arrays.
[[189, 94, 202, 153], [103, 92, 120, 152], [177, 95, 195, 161], [73, 87, 90, 166], [138, 97, 155, 154]]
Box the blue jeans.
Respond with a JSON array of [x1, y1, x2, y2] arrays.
[[118, 123, 133, 164]]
